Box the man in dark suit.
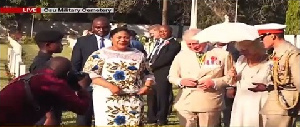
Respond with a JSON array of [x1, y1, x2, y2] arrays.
[[215, 42, 240, 127], [71, 16, 111, 126], [148, 25, 181, 125], [146, 24, 161, 124]]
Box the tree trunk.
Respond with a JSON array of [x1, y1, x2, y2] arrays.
[[162, 0, 168, 25], [294, 35, 297, 46]]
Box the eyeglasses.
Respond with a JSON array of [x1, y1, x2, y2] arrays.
[[259, 33, 271, 40]]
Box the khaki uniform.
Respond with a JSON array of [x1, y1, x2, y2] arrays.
[[260, 41, 300, 127], [168, 45, 233, 127]]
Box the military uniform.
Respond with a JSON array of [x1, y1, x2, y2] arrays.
[[168, 44, 234, 127], [255, 23, 300, 127]]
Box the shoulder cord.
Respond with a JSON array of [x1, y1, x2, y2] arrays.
[[273, 52, 299, 110], [15, 73, 44, 111]]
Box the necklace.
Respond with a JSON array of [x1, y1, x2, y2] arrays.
[[241, 56, 266, 80]]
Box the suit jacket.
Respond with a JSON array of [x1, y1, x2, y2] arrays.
[[150, 38, 181, 82], [168, 46, 234, 112], [0, 69, 89, 125], [261, 41, 300, 115], [71, 35, 99, 72], [71, 34, 113, 72]]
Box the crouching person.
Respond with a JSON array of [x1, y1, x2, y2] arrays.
[[0, 56, 91, 126]]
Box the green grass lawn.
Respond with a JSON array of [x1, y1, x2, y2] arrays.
[[1, 43, 299, 126], [0, 44, 9, 90]]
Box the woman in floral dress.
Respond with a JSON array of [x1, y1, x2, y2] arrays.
[[83, 28, 154, 126]]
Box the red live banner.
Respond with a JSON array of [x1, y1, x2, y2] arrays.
[[0, 7, 41, 13]]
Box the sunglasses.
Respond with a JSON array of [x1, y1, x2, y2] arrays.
[[259, 33, 271, 40]]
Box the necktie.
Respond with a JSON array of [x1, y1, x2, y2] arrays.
[[147, 40, 160, 60], [149, 41, 163, 64], [99, 38, 105, 49]]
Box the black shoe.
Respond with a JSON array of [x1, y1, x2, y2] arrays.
[[157, 120, 168, 126], [146, 120, 157, 125]]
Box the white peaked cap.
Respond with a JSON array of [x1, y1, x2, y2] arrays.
[[254, 23, 286, 35]]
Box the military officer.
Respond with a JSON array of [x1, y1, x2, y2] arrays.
[[254, 23, 300, 127]]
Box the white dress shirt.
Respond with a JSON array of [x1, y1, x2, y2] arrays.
[[150, 37, 173, 57], [94, 34, 112, 49]]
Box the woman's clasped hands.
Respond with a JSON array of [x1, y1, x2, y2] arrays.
[[109, 85, 121, 95]]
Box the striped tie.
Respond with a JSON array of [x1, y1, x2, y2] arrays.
[[99, 38, 105, 49]]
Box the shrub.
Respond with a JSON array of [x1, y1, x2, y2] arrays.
[[22, 36, 35, 44], [138, 35, 152, 45]]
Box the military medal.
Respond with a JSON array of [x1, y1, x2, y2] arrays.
[[196, 53, 206, 65], [211, 56, 217, 65]]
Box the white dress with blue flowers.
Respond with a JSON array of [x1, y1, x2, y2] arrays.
[[83, 48, 152, 126]]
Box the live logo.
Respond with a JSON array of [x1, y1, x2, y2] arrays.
[[23, 8, 37, 13]]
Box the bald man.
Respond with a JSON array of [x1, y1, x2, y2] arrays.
[[71, 16, 112, 126], [71, 16, 112, 72], [0, 57, 90, 126]]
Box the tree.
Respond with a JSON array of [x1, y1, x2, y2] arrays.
[[162, 0, 168, 25], [238, 0, 288, 24], [0, 0, 23, 28], [197, 0, 223, 29], [203, 0, 236, 22], [96, 0, 161, 24], [285, 0, 300, 35]]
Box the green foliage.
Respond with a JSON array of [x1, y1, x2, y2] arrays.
[[0, 14, 15, 26], [197, 1, 223, 29], [21, 36, 35, 44], [285, 0, 300, 35], [138, 35, 150, 45], [0, 0, 291, 30], [97, 0, 151, 14], [238, 0, 288, 24], [0, 0, 23, 25]]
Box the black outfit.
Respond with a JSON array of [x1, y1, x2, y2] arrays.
[[71, 34, 99, 126], [31, 30, 64, 125], [29, 51, 52, 73], [223, 42, 240, 127], [147, 38, 181, 125], [30, 51, 63, 125], [34, 30, 64, 43], [71, 34, 100, 72]]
